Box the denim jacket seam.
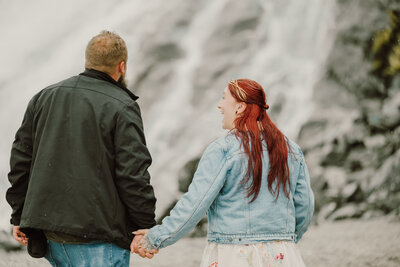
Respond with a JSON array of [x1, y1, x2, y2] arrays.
[[247, 203, 251, 234], [295, 160, 311, 237], [297, 187, 312, 237], [211, 198, 218, 232], [207, 232, 296, 244], [159, 152, 228, 247], [149, 227, 171, 249], [208, 232, 296, 239], [285, 198, 290, 233], [225, 150, 242, 160]]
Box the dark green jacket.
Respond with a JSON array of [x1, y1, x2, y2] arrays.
[[6, 70, 156, 250]]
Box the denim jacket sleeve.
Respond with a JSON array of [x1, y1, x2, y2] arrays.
[[294, 155, 314, 243], [147, 141, 230, 249]]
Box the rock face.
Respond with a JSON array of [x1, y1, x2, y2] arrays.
[[298, 0, 400, 221], [169, 1, 400, 227], [174, 0, 400, 225]]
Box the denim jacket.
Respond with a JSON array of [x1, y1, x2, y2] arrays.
[[147, 133, 314, 249]]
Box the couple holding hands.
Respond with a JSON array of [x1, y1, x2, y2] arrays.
[[7, 31, 313, 267]]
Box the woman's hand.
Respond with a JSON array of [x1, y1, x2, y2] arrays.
[[131, 229, 158, 259]]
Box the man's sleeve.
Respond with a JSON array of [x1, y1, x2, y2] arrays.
[[114, 102, 156, 230], [6, 98, 35, 226]]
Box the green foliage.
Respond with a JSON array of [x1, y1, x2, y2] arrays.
[[386, 36, 400, 75], [389, 9, 400, 28], [371, 10, 400, 86], [372, 29, 391, 55]]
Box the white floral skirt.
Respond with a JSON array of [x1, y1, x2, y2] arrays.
[[200, 241, 306, 267]]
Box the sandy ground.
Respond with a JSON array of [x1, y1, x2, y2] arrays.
[[1, 217, 399, 267]]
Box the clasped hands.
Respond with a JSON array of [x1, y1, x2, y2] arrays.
[[14, 225, 158, 258], [130, 229, 158, 259]]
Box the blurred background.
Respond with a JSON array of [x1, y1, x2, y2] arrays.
[[0, 0, 399, 266]]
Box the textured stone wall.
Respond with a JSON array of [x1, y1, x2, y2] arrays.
[[298, 0, 400, 221]]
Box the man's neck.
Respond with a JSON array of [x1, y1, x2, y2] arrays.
[[80, 68, 121, 88], [109, 72, 121, 83], [90, 68, 119, 82], [79, 68, 138, 100]]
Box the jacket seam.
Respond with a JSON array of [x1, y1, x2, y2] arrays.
[[225, 150, 243, 160], [209, 232, 295, 237], [296, 191, 311, 237], [211, 199, 217, 232], [285, 197, 290, 233], [74, 74, 81, 88], [247, 201, 251, 234], [43, 84, 134, 106], [207, 232, 297, 243], [295, 160, 311, 237], [73, 87, 133, 105]]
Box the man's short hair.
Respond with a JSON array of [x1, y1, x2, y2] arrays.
[[85, 31, 127, 74]]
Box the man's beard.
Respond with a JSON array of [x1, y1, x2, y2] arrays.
[[118, 73, 128, 88]]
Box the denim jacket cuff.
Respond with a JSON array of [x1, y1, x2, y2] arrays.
[[147, 226, 163, 249], [141, 233, 157, 251]]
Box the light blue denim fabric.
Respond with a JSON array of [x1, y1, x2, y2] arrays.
[[147, 133, 314, 249], [44, 240, 130, 267]]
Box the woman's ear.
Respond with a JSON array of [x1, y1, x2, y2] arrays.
[[236, 102, 246, 114]]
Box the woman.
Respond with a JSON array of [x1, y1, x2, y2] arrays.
[[133, 79, 314, 266]]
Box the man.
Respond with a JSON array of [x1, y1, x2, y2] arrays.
[[6, 31, 157, 266]]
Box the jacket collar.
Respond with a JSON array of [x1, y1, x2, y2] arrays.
[[79, 68, 138, 101]]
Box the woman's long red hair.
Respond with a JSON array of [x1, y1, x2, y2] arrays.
[[228, 79, 290, 202]]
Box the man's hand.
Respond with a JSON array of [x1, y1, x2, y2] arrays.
[[131, 229, 158, 259], [130, 234, 145, 254], [13, 226, 28, 246]]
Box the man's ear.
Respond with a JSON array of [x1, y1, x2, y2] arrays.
[[119, 61, 126, 74]]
